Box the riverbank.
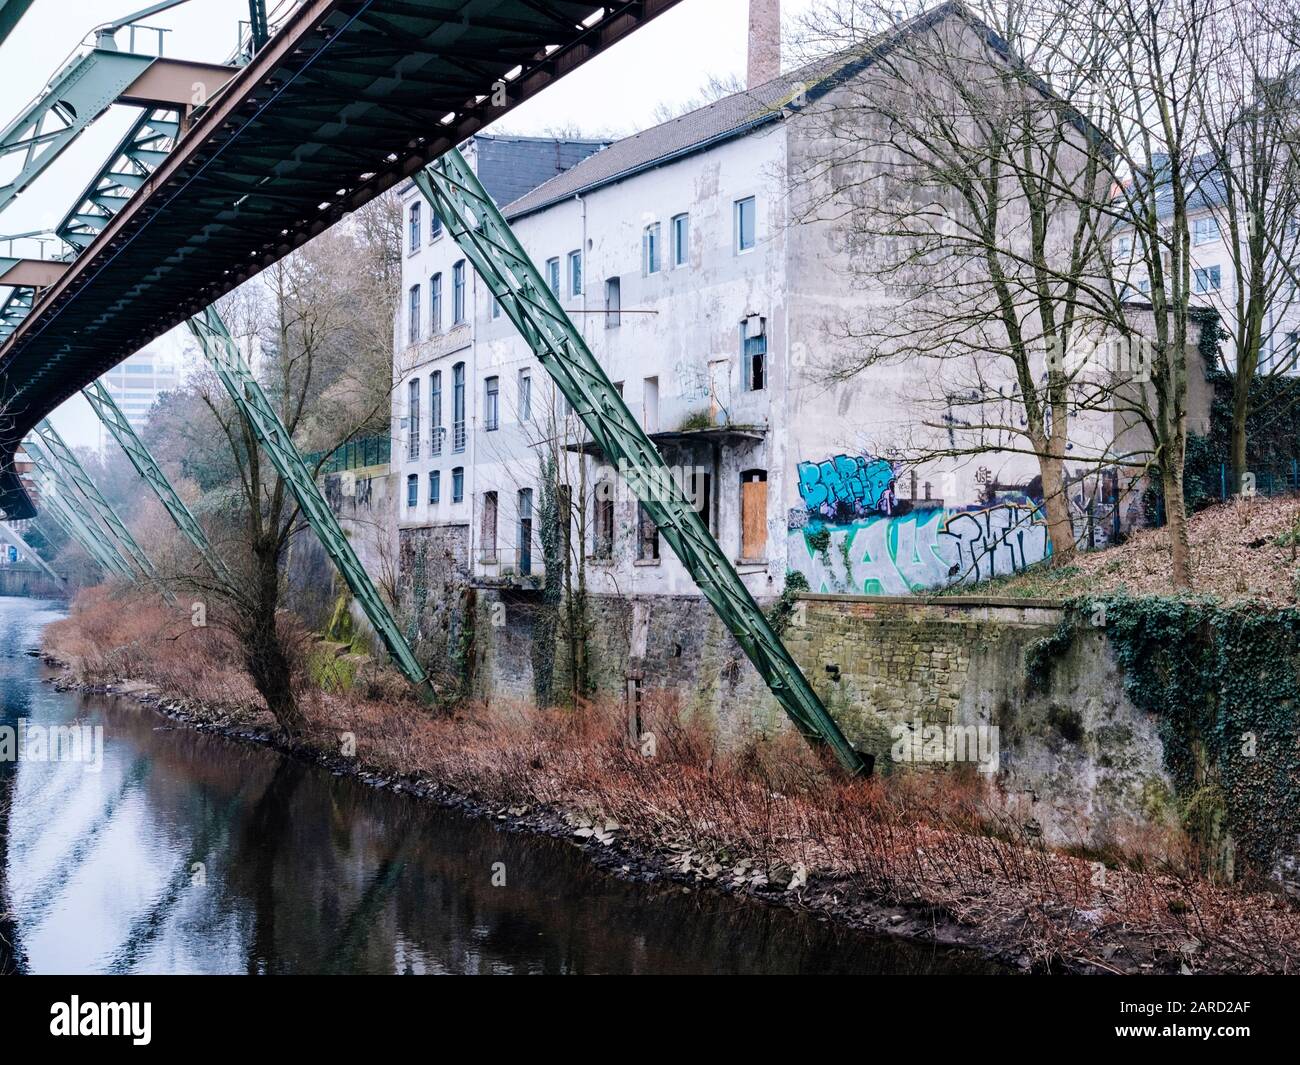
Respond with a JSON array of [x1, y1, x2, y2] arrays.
[[42, 588, 1300, 975]]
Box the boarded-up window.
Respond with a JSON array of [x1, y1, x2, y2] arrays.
[[637, 502, 659, 561], [740, 470, 768, 560]]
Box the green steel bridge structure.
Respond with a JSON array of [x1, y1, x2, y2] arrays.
[[0, 0, 866, 772]]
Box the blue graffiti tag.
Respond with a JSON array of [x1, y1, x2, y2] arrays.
[[797, 454, 896, 519]]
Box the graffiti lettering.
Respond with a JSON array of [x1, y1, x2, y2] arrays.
[[797, 453, 896, 519]]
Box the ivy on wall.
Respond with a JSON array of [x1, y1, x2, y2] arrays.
[[532, 453, 563, 706], [1030, 596, 1300, 874]]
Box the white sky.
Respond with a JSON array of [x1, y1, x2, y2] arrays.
[[0, 0, 818, 447]]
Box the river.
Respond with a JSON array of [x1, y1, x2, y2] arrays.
[[0, 596, 999, 975]]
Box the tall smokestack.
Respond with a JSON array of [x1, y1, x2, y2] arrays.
[[747, 0, 781, 89]]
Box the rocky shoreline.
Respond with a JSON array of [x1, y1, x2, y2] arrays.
[[46, 656, 1203, 975]]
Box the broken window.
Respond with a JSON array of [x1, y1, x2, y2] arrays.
[[594, 488, 615, 559], [637, 501, 660, 561], [518, 488, 534, 575], [482, 490, 498, 560], [742, 321, 767, 391]]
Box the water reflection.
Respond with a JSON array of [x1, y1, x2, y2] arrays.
[[0, 598, 999, 975]]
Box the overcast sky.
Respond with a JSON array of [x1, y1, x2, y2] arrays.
[[0, 0, 818, 446]]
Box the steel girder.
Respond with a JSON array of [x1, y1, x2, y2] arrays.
[[23, 449, 136, 581], [0, 49, 158, 215], [0, 520, 62, 582], [411, 151, 866, 775], [56, 108, 181, 254], [30, 419, 162, 588], [185, 306, 434, 703], [0, 1, 34, 49], [82, 379, 233, 584]]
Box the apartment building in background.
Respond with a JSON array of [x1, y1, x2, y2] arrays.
[[98, 348, 182, 445]]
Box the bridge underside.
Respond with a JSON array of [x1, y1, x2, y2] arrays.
[[0, 0, 680, 519]]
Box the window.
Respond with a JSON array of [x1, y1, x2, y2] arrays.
[[742, 320, 767, 391], [1194, 264, 1222, 293], [1193, 216, 1220, 245], [672, 213, 689, 268], [740, 469, 768, 560], [430, 208, 442, 241], [1113, 234, 1132, 258], [453, 260, 466, 324], [406, 474, 418, 508], [690, 469, 714, 534], [735, 196, 756, 252], [482, 491, 498, 560], [636, 501, 660, 561], [429, 469, 441, 504], [546, 257, 561, 295], [568, 250, 583, 296], [643, 376, 659, 433], [407, 378, 421, 460], [518, 369, 532, 421], [517, 488, 534, 575], [430, 273, 442, 333], [643, 222, 661, 275], [491, 295, 502, 320], [407, 284, 421, 344], [452, 362, 466, 452], [485, 375, 499, 431], [452, 466, 464, 502], [594, 490, 615, 559], [430, 371, 443, 456], [408, 202, 421, 252], [605, 277, 621, 328]]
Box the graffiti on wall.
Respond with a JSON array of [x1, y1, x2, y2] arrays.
[[790, 500, 1051, 595], [797, 453, 897, 520]]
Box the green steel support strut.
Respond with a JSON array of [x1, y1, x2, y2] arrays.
[[412, 151, 866, 775], [31, 419, 163, 588], [25, 455, 135, 581], [83, 379, 234, 585], [185, 307, 435, 704]]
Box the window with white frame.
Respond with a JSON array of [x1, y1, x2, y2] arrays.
[[453, 260, 466, 324], [407, 284, 421, 344], [429, 469, 441, 504], [408, 202, 421, 253], [518, 369, 532, 421], [407, 378, 421, 459], [484, 375, 499, 431], [672, 213, 689, 267], [546, 257, 561, 295], [430, 273, 442, 333], [568, 250, 582, 296], [452, 361, 466, 452], [643, 222, 661, 275], [452, 466, 464, 502], [1192, 216, 1220, 245], [1194, 264, 1221, 292], [430, 371, 443, 456], [406, 473, 418, 508], [735, 197, 756, 252]]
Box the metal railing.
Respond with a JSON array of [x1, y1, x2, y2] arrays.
[[1215, 461, 1300, 499], [303, 434, 391, 475]]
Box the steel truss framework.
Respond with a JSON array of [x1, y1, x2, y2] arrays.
[[0, 519, 62, 582], [30, 419, 162, 590], [186, 306, 433, 703], [412, 151, 865, 774], [82, 379, 234, 585], [23, 443, 136, 581]]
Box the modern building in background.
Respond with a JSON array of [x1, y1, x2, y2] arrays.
[[97, 348, 182, 446]]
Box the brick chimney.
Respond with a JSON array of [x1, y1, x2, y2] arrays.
[[747, 0, 781, 89]]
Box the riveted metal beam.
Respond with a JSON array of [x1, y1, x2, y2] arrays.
[[186, 306, 434, 703], [412, 150, 866, 775]]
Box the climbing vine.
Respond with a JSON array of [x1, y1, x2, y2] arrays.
[[532, 453, 563, 706], [1030, 596, 1300, 873], [767, 570, 810, 636]]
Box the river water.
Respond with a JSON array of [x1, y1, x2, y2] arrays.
[[0, 596, 999, 975]]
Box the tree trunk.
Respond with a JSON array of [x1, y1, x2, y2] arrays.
[[241, 538, 304, 736], [1039, 454, 1076, 566], [1162, 460, 1193, 589], [1230, 376, 1250, 496]]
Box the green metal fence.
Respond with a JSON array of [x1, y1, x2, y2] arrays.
[[303, 435, 391, 475]]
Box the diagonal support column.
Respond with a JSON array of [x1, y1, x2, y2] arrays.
[[26, 459, 135, 580], [185, 307, 434, 703], [83, 379, 234, 585], [31, 419, 161, 585], [412, 150, 865, 774]]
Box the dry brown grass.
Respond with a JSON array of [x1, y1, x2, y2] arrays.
[[44, 585, 1300, 973]]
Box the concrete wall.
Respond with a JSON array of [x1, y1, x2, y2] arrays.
[[468, 588, 1183, 855], [0, 566, 68, 599]]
